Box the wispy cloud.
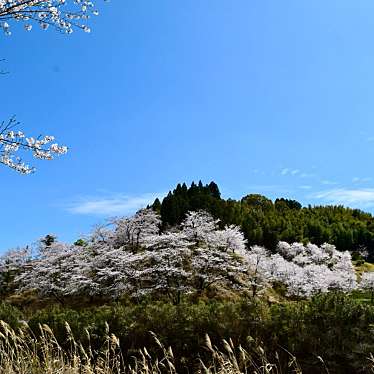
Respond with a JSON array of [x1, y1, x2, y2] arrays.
[[300, 172, 316, 178], [280, 168, 315, 178], [299, 185, 312, 190], [251, 169, 266, 175], [311, 188, 374, 208], [280, 168, 301, 176], [320, 179, 338, 186], [358, 131, 374, 143], [245, 184, 295, 194], [352, 177, 372, 184], [66, 192, 165, 216], [280, 168, 290, 176]]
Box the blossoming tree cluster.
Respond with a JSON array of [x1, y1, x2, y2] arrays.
[[13, 210, 249, 303], [1, 209, 373, 302], [248, 242, 358, 297]]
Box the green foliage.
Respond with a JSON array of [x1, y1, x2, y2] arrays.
[[40, 234, 57, 247], [268, 293, 374, 372], [155, 181, 374, 259], [27, 300, 267, 367], [73, 238, 87, 247], [0, 302, 23, 329]]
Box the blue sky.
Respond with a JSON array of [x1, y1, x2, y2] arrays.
[[1, 1, 374, 251]]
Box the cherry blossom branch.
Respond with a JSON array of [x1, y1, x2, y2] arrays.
[[0, 117, 67, 174], [0, 0, 103, 35]]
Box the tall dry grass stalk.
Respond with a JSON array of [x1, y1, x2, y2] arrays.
[[199, 334, 302, 374], [369, 354, 374, 373]]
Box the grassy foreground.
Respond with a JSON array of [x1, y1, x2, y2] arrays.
[[0, 320, 308, 374], [0, 320, 372, 374], [0, 293, 373, 373]]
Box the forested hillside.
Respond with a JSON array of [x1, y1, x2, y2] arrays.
[[153, 181, 374, 261], [0, 183, 373, 373], [0, 202, 373, 373]]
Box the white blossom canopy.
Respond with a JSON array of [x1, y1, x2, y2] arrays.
[[9, 210, 367, 301]]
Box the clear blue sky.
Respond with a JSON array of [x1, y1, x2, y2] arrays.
[[1, 1, 374, 251]]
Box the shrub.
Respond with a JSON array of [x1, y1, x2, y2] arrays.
[[0, 302, 23, 329]]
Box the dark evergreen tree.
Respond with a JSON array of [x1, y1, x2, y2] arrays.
[[152, 198, 161, 213], [40, 234, 56, 247], [208, 181, 221, 199]]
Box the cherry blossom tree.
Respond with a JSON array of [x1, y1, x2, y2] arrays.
[[327, 252, 357, 292], [207, 225, 247, 254], [113, 209, 161, 250], [245, 245, 271, 297], [246, 241, 358, 298], [191, 247, 247, 294], [90, 246, 145, 299], [65, 225, 136, 299], [0, 246, 30, 296], [180, 212, 248, 293], [141, 232, 193, 304], [87, 210, 248, 301], [276, 241, 303, 260], [286, 264, 331, 298], [182, 210, 220, 245], [16, 240, 75, 303], [63, 243, 102, 298]]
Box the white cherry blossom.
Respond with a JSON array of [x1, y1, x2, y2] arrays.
[[0, 0, 103, 35], [0, 117, 67, 174]]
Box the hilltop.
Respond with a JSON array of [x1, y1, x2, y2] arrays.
[[153, 181, 374, 262]]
